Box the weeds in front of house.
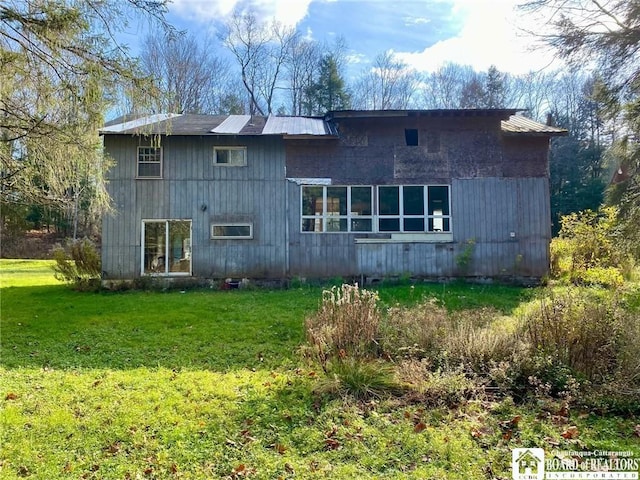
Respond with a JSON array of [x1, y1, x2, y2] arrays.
[[303, 279, 640, 416]]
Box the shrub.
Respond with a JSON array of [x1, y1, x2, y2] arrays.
[[445, 309, 523, 372], [521, 289, 626, 382], [378, 299, 450, 360], [380, 302, 520, 372], [316, 358, 403, 400], [550, 207, 633, 285], [396, 360, 480, 407], [52, 238, 101, 290], [305, 283, 381, 368]]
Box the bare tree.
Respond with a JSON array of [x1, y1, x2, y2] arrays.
[[352, 51, 420, 109], [140, 31, 232, 114], [286, 36, 321, 115], [420, 63, 476, 109], [221, 8, 296, 115]]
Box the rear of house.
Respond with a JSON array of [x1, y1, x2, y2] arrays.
[[101, 109, 565, 284]]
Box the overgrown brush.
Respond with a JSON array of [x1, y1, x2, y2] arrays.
[[524, 289, 626, 380], [305, 283, 381, 368], [550, 207, 634, 286], [52, 238, 101, 290], [379, 302, 520, 372], [378, 299, 450, 360], [315, 358, 403, 400]]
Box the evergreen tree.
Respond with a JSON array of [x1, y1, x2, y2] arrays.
[[1, 1, 170, 236], [307, 55, 350, 114]]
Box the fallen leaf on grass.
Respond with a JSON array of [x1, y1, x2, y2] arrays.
[[5, 392, 18, 400], [561, 426, 579, 439], [325, 438, 341, 450], [413, 422, 427, 433], [270, 443, 287, 455]]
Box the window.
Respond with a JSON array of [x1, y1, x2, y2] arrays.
[[142, 220, 191, 275], [405, 128, 419, 146], [214, 146, 247, 166], [211, 223, 253, 239], [300, 185, 450, 234], [137, 146, 162, 178], [378, 185, 450, 233], [302, 186, 373, 232]]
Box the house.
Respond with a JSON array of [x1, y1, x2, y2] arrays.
[[100, 109, 566, 284]]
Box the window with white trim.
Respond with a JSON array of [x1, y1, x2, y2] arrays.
[[137, 146, 162, 178], [142, 220, 191, 275], [302, 186, 373, 232], [378, 185, 450, 233], [211, 223, 253, 239], [301, 185, 450, 234], [214, 146, 247, 166]]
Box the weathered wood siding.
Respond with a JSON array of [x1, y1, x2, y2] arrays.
[[102, 135, 287, 279], [284, 114, 552, 280], [286, 177, 550, 279]]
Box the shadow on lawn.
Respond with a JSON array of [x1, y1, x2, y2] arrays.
[[1, 284, 317, 371], [2, 281, 531, 371]]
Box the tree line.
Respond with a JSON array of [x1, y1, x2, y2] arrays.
[[1, 0, 638, 257]]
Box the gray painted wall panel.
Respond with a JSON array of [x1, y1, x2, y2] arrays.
[[103, 135, 287, 280]]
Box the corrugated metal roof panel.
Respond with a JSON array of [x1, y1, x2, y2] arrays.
[[263, 116, 328, 135], [211, 115, 251, 134], [101, 113, 182, 133], [501, 115, 567, 136]]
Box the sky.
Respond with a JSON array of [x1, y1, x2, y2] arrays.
[[159, 0, 561, 76]]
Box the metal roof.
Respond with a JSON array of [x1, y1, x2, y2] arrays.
[[263, 115, 328, 136], [211, 115, 251, 134], [501, 115, 567, 136], [101, 113, 182, 133], [101, 111, 567, 138], [101, 114, 326, 137]]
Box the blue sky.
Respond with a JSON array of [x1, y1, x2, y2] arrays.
[[125, 0, 559, 76]]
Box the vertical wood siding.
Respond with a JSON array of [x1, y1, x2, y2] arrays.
[[286, 177, 550, 279], [102, 135, 287, 279]]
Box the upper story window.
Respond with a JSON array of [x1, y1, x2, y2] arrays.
[[137, 146, 162, 178], [301, 184, 451, 234], [405, 129, 419, 146], [214, 146, 247, 166]]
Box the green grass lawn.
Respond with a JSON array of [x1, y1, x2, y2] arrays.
[[1, 260, 637, 479]]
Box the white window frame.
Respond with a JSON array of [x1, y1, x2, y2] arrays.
[[213, 146, 247, 167], [377, 185, 451, 233], [211, 223, 253, 239], [300, 184, 451, 235], [141, 219, 192, 276], [137, 146, 163, 178], [301, 185, 373, 233]]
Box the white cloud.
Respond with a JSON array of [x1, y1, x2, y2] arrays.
[[404, 16, 431, 26], [169, 0, 313, 27], [395, 0, 561, 75]]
